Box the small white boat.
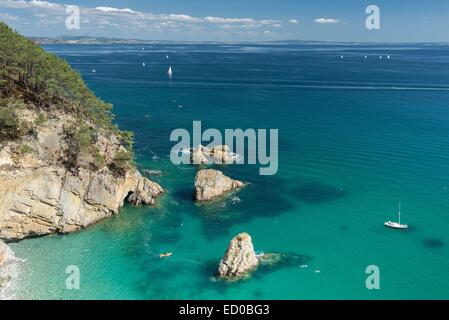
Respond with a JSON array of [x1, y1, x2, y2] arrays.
[[142, 62, 146, 67], [385, 202, 408, 230], [167, 66, 173, 78], [166, 54, 169, 59], [92, 69, 96, 73], [387, 55, 391, 59]]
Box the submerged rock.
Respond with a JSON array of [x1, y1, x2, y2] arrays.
[[218, 232, 259, 279], [143, 169, 163, 177], [194, 169, 244, 201]]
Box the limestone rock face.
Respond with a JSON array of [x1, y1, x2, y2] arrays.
[[126, 175, 164, 205], [0, 106, 164, 241], [0, 240, 15, 268], [218, 233, 259, 279], [194, 169, 244, 201], [0, 240, 18, 292], [0, 31, 165, 244], [0, 167, 163, 241]]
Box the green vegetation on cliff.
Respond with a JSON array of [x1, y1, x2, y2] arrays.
[[0, 22, 113, 127], [0, 22, 134, 174]]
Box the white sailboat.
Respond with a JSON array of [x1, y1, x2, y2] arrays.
[[385, 203, 408, 230], [167, 66, 173, 78]]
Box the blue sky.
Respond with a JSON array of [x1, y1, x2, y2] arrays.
[[0, 0, 448, 42]]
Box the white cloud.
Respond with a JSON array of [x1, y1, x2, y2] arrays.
[[159, 14, 200, 22], [0, 0, 63, 11], [288, 19, 299, 24], [314, 18, 340, 24], [30, 0, 60, 9], [0, 0, 286, 38], [0, 12, 20, 20], [205, 16, 254, 24], [0, 0, 31, 9], [0, 0, 280, 27], [95, 7, 139, 14], [204, 16, 279, 28]]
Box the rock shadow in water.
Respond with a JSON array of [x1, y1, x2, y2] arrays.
[[253, 289, 263, 299], [196, 176, 296, 240], [292, 182, 349, 204], [253, 253, 312, 279], [422, 238, 445, 249], [194, 259, 236, 295], [173, 185, 196, 203], [136, 257, 208, 299]]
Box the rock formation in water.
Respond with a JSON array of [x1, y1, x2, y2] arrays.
[[194, 169, 244, 201], [0, 23, 163, 241], [0, 240, 16, 289], [191, 145, 210, 164], [0, 240, 14, 268], [191, 145, 235, 165], [218, 233, 259, 279], [209, 145, 234, 163]]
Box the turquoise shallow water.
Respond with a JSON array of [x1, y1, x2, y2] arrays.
[[8, 43, 449, 299]]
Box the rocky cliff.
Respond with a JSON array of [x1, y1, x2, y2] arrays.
[[0, 23, 163, 241], [0, 166, 163, 241], [0, 239, 16, 290], [0, 240, 14, 268]]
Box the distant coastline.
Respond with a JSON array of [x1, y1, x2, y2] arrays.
[[28, 36, 449, 46]]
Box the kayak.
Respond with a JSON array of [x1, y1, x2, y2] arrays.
[[160, 252, 173, 258]]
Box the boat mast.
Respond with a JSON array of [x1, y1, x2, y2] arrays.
[[398, 202, 401, 224]]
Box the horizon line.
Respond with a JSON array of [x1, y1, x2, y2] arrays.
[[26, 34, 449, 45]]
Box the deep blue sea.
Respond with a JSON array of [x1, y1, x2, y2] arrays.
[[8, 42, 449, 299]]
